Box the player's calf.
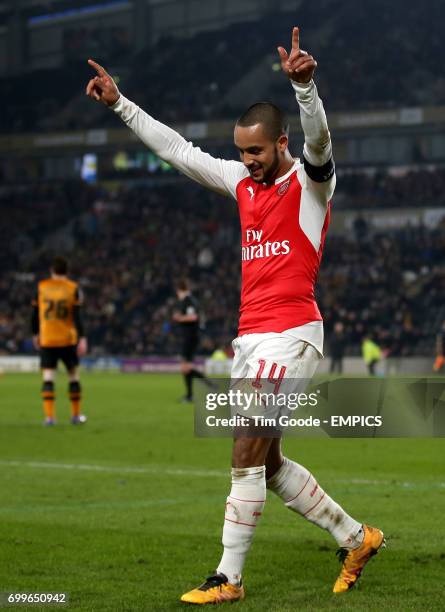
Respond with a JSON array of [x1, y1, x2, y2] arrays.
[[267, 457, 363, 547], [68, 381, 87, 424], [217, 465, 266, 584], [41, 380, 55, 425], [267, 458, 384, 591]]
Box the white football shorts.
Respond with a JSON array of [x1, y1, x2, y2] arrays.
[[230, 331, 321, 425]]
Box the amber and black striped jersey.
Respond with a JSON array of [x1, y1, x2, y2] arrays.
[[31, 278, 84, 348]]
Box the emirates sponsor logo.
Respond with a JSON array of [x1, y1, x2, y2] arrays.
[[242, 241, 290, 261], [277, 178, 291, 195], [242, 228, 290, 261]]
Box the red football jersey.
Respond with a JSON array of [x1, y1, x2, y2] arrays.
[[236, 165, 331, 335], [113, 80, 334, 339]]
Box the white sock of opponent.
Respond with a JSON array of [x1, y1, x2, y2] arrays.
[[216, 465, 266, 584], [267, 457, 364, 549]]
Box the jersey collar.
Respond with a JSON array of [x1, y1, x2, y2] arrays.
[[273, 159, 299, 185]]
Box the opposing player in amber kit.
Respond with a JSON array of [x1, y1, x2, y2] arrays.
[[32, 256, 87, 425]]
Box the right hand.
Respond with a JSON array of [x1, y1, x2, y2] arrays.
[[32, 335, 40, 350], [86, 59, 120, 107]]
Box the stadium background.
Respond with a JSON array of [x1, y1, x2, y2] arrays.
[[1, 0, 445, 371], [0, 1, 444, 611]]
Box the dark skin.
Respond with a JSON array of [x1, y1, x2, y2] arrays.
[[86, 27, 318, 473]]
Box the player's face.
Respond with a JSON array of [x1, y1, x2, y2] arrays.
[[234, 124, 286, 184]]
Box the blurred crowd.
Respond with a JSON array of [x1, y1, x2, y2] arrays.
[[335, 167, 445, 209], [0, 181, 240, 356], [1, 0, 445, 133], [320, 225, 445, 357], [100, 163, 445, 210], [266, 0, 445, 115], [1, 173, 444, 358]]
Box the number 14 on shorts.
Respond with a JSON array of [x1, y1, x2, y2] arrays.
[[252, 359, 287, 394]]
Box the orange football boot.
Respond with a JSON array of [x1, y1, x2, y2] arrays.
[[333, 524, 385, 593], [181, 573, 244, 604]]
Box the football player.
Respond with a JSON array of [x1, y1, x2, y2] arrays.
[[32, 256, 87, 425], [86, 26, 384, 603]]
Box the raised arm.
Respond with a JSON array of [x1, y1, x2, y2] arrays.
[[277, 28, 335, 197], [85, 60, 246, 199]]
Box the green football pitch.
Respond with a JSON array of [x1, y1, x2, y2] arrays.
[[0, 372, 444, 611]]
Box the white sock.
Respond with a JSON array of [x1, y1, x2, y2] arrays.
[[216, 466, 266, 584], [267, 457, 363, 549]]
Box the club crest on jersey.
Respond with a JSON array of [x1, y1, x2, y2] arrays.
[[277, 178, 291, 196]]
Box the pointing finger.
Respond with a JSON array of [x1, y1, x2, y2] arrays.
[[88, 58, 106, 77], [291, 26, 300, 51]]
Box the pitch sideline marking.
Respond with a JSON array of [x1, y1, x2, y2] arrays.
[[0, 460, 444, 489], [0, 498, 184, 515], [0, 460, 226, 478]]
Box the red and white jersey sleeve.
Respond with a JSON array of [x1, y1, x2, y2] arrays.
[[111, 95, 248, 198]]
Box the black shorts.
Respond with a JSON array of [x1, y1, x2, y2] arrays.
[[181, 336, 199, 362], [40, 346, 79, 371]]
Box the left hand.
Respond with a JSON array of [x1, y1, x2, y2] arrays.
[[77, 337, 88, 357], [277, 26, 317, 84], [172, 312, 182, 322]]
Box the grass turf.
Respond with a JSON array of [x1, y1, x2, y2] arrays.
[[0, 372, 444, 611]]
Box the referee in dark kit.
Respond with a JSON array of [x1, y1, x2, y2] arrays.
[[173, 279, 212, 401]]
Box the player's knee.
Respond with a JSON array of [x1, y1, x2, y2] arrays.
[[265, 445, 284, 480], [232, 438, 270, 468], [68, 366, 79, 379], [43, 369, 55, 383]]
